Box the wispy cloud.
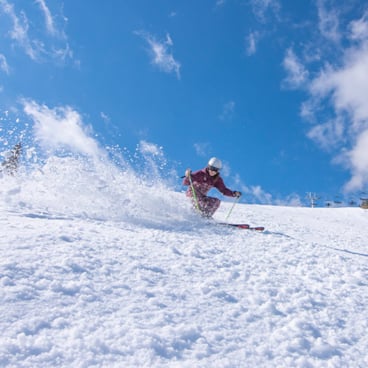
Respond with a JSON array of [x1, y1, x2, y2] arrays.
[[215, 0, 226, 8], [0, 54, 10, 74], [244, 184, 273, 204], [274, 193, 303, 207], [317, 0, 341, 43], [350, 10, 368, 41], [0, 0, 37, 60], [306, 117, 346, 151], [194, 142, 211, 157], [245, 31, 260, 56], [233, 173, 303, 205], [36, 0, 56, 36], [135, 31, 181, 79], [282, 48, 309, 89], [0, 0, 72, 63], [35, 0, 64, 38], [249, 0, 281, 22], [219, 101, 235, 121], [100, 112, 110, 124], [245, 1, 279, 56]]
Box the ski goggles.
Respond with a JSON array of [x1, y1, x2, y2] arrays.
[[208, 165, 220, 172]]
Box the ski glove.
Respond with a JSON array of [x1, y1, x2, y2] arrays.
[[185, 169, 192, 178], [233, 191, 242, 198]]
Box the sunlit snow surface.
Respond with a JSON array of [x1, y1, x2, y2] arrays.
[[1, 106, 368, 367], [1, 159, 368, 367]]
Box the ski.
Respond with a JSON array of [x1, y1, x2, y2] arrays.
[[217, 222, 265, 231]]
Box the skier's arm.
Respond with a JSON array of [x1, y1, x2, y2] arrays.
[[183, 169, 201, 186], [215, 177, 241, 197]]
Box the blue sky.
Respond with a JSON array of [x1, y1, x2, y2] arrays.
[[1, 0, 368, 206]]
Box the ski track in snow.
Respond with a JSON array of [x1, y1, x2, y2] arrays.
[[1, 175, 368, 367]]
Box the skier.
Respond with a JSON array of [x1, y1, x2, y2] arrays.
[[183, 157, 242, 218]]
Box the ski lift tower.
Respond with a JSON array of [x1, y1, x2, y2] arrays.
[[360, 191, 368, 209], [360, 198, 368, 209], [306, 192, 320, 208]]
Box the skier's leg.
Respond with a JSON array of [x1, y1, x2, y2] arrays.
[[201, 197, 220, 218]]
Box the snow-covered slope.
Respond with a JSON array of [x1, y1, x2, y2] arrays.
[[1, 158, 367, 368]]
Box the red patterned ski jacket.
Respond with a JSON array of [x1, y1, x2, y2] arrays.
[[182, 168, 235, 199]]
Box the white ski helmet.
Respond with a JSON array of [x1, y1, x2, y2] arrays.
[[208, 157, 222, 170]]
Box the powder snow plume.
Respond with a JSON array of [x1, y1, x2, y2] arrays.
[[0, 100, 192, 228]]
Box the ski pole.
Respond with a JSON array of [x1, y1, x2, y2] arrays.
[[225, 195, 240, 221], [188, 172, 201, 212]]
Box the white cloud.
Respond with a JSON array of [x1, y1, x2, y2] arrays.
[[0, 54, 10, 74], [274, 193, 303, 207], [100, 112, 110, 123], [0, 0, 72, 63], [136, 31, 181, 79], [35, 0, 59, 37], [281, 6, 368, 193], [238, 183, 273, 204], [307, 117, 346, 151], [219, 101, 235, 121], [317, 0, 340, 43], [310, 44, 368, 129], [282, 48, 309, 89], [344, 129, 368, 191], [215, 0, 226, 8], [250, 0, 280, 22], [304, 31, 368, 191], [0, 0, 38, 60], [232, 172, 303, 206], [245, 31, 259, 56], [300, 100, 319, 123], [350, 11, 368, 41], [194, 143, 211, 157], [22, 99, 102, 158]]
